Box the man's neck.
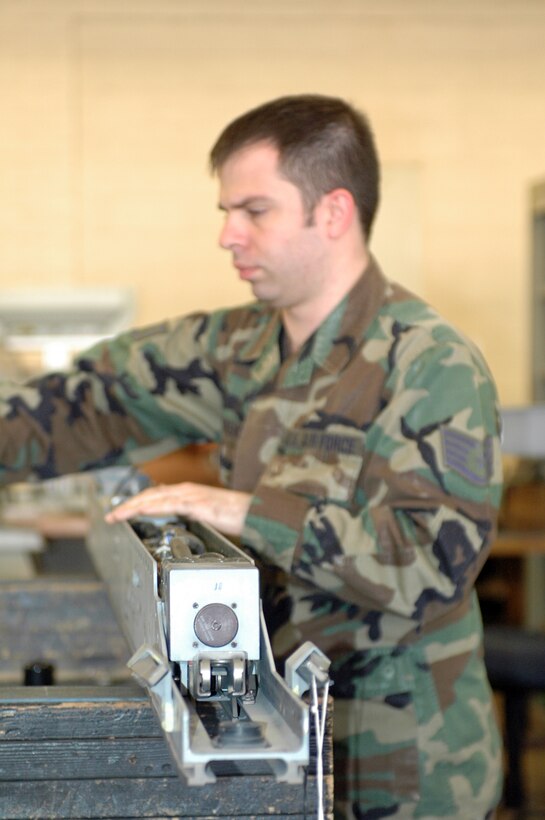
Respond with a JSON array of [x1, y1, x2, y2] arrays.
[[282, 249, 369, 353]]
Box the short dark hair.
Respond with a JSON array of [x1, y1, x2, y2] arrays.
[[209, 94, 380, 238]]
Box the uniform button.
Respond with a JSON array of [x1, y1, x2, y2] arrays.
[[382, 663, 395, 680]]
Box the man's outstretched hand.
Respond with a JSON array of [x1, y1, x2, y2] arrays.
[[105, 482, 252, 537]]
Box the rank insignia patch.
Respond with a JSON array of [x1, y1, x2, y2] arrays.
[[441, 428, 493, 486]]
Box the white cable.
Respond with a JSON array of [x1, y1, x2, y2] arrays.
[[311, 674, 330, 820]]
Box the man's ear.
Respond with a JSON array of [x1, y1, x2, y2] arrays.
[[319, 188, 356, 239]]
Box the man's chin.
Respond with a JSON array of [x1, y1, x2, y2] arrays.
[[249, 284, 281, 306]]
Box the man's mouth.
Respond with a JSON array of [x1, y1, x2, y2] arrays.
[[235, 264, 260, 281]]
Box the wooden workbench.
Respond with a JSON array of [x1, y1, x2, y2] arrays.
[[491, 529, 545, 557], [0, 576, 333, 819]]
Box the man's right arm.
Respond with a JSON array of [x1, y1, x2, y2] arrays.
[[0, 312, 224, 485]]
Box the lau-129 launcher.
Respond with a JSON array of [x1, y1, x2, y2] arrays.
[[85, 471, 332, 810]]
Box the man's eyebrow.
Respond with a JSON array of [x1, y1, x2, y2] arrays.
[[218, 196, 272, 212]]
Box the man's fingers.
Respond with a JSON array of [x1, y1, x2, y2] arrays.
[[104, 482, 251, 537]]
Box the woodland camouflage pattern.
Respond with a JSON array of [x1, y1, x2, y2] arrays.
[[0, 258, 503, 818]]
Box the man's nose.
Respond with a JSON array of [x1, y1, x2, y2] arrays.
[[219, 213, 245, 250]]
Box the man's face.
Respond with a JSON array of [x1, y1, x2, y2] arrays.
[[217, 141, 329, 310]]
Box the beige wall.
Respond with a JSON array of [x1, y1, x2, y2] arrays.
[[1, 0, 545, 404]]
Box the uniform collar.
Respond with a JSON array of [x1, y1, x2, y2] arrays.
[[236, 256, 391, 387], [318, 256, 391, 373], [283, 256, 391, 387]]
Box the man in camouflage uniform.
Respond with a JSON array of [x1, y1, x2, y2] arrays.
[[1, 95, 502, 818]]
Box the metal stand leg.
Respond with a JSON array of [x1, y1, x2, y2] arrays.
[[503, 689, 528, 809]]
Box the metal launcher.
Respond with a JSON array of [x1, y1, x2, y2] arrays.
[[86, 487, 331, 788]]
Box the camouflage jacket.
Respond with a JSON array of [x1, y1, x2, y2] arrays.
[[0, 258, 502, 665]]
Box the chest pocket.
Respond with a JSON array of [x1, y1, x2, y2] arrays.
[[265, 429, 366, 504]]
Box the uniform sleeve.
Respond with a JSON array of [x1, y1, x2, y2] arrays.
[[0, 312, 224, 485], [242, 334, 503, 627]]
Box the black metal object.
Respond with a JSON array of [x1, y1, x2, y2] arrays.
[[24, 661, 55, 686], [484, 625, 545, 808]]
